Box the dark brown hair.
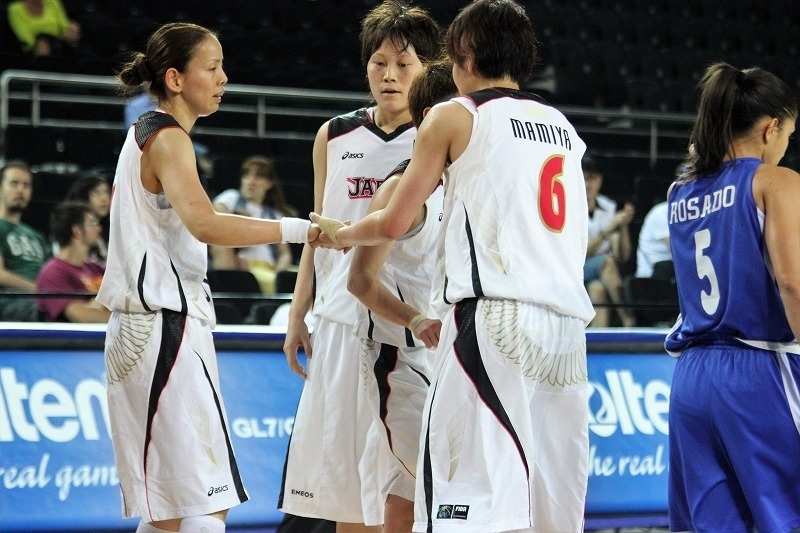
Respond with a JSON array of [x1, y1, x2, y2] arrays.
[[360, 1, 441, 68], [116, 23, 218, 100], [0, 160, 30, 185], [239, 156, 298, 217], [65, 175, 108, 206], [50, 201, 94, 247], [681, 62, 797, 181], [446, 0, 539, 85], [408, 60, 458, 128]]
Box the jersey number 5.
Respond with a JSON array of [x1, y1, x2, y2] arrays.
[[539, 155, 566, 232], [694, 228, 720, 315]]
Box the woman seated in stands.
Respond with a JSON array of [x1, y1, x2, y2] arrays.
[[7, 0, 81, 57], [583, 156, 637, 327], [211, 155, 297, 293]]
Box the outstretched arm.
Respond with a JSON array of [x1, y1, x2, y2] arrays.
[[330, 102, 465, 247], [149, 128, 318, 246]]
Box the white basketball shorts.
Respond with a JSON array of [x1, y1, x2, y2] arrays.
[[413, 298, 589, 533], [104, 309, 248, 522], [279, 316, 384, 525], [360, 338, 432, 501]]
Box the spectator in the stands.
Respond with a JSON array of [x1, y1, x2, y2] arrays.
[[35, 201, 108, 322], [0, 160, 50, 321], [583, 155, 637, 327], [211, 155, 297, 293], [636, 164, 685, 281], [6, 0, 81, 57], [64, 175, 110, 261], [635, 199, 672, 280]]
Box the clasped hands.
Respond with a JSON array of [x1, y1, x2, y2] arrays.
[[307, 212, 350, 251]]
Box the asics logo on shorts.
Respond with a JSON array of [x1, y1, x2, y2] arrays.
[[207, 485, 228, 496], [291, 488, 314, 498]]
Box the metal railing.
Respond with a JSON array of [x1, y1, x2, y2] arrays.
[[0, 68, 697, 167], [0, 69, 370, 148]]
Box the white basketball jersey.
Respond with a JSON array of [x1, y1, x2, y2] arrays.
[[97, 112, 215, 323], [313, 108, 416, 324], [441, 89, 594, 323], [353, 182, 444, 347]]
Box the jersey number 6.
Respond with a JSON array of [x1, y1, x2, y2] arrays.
[[539, 155, 566, 232]]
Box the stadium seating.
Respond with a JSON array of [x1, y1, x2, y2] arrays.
[[0, 0, 796, 110], [0, 0, 797, 321]]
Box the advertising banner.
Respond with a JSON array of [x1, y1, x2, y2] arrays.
[[0, 347, 305, 531], [586, 353, 674, 515], [0, 326, 674, 531]]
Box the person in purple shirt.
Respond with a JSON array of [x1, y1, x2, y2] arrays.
[[36, 201, 109, 322]]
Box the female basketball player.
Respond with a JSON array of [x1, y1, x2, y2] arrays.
[[278, 2, 441, 532], [346, 60, 457, 533], [666, 62, 800, 533], [316, 1, 595, 530], [96, 22, 318, 533]]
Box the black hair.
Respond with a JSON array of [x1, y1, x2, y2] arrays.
[[682, 62, 797, 181], [116, 22, 218, 100], [50, 201, 94, 247], [360, 1, 442, 68], [446, 0, 539, 85]]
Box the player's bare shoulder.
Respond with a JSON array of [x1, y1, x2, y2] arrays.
[[754, 163, 800, 192], [424, 99, 472, 130], [753, 163, 800, 210], [419, 100, 472, 161]]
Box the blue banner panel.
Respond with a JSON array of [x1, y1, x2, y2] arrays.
[[0, 326, 675, 531], [0, 350, 124, 531], [0, 347, 306, 531], [586, 352, 675, 514]]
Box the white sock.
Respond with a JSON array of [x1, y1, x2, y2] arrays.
[[136, 522, 172, 533], [179, 515, 226, 533]]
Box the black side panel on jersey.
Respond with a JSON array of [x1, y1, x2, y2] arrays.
[[384, 158, 411, 181], [134, 111, 183, 149], [328, 108, 370, 141], [328, 107, 414, 142], [468, 87, 549, 108]]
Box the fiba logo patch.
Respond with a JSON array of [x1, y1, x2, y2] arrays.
[[437, 505, 452, 518], [437, 504, 469, 520]]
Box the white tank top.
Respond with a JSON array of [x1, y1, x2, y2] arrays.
[[97, 112, 215, 323], [313, 107, 416, 324], [441, 89, 594, 323]]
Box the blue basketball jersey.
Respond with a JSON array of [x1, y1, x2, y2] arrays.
[[665, 157, 794, 353]]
